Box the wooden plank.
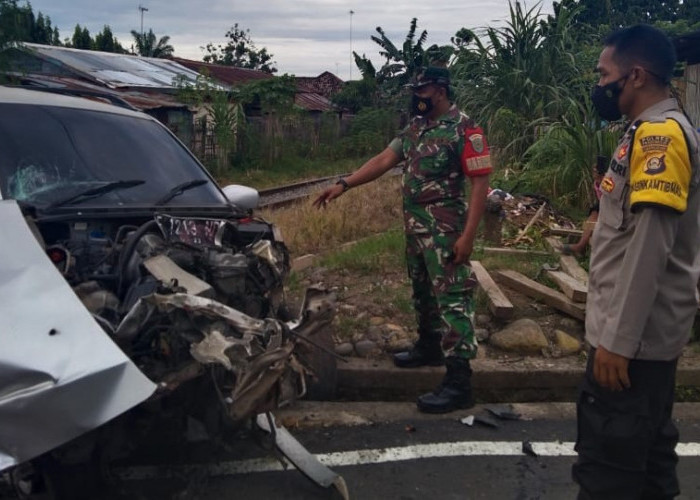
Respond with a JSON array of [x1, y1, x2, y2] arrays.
[[291, 254, 317, 271], [546, 270, 587, 303], [514, 202, 547, 244], [471, 261, 514, 319], [559, 255, 589, 285], [545, 236, 563, 253], [483, 247, 551, 257], [496, 269, 586, 321], [548, 227, 583, 237]]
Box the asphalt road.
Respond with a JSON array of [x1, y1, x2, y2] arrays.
[[106, 402, 700, 500]]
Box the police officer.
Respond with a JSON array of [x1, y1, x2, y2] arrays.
[[573, 25, 700, 499], [313, 67, 491, 413]]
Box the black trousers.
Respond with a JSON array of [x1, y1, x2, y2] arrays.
[[572, 348, 680, 500]]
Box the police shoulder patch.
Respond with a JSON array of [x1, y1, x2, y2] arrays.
[[629, 119, 692, 213], [616, 144, 629, 160], [601, 176, 615, 193]]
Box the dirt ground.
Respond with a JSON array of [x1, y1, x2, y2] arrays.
[[293, 263, 587, 358], [289, 260, 700, 381]]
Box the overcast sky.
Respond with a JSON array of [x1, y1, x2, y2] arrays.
[[25, 0, 555, 78]]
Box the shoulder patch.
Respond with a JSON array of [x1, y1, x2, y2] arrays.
[[601, 176, 615, 193], [629, 119, 692, 213], [460, 126, 491, 177], [469, 134, 485, 153], [616, 144, 628, 160]]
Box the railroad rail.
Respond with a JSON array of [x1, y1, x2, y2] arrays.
[[258, 174, 343, 209], [257, 168, 403, 209]]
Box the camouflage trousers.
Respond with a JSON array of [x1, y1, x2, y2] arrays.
[[405, 232, 478, 360]]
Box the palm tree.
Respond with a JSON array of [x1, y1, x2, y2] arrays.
[[130, 29, 173, 58]]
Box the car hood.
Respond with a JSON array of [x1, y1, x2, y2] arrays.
[[0, 200, 156, 471]]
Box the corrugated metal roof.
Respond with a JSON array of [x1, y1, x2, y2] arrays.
[[171, 57, 273, 85], [294, 91, 335, 112], [12, 73, 188, 111], [21, 43, 214, 90]]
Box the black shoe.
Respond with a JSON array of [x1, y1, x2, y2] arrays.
[[416, 357, 474, 413], [416, 386, 475, 413], [393, 346, 445, 368]]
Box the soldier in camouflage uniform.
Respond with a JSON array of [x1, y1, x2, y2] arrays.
[[313, 67, 491, 413]]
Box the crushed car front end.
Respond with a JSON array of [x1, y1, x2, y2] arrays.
[[0, 87, 337, 496]]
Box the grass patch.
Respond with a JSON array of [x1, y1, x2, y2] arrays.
[[473, 248, 557, 279], [473, 287, 490, 315], [386, 284, 414, 316], [218, 157, 369, 190], [319, 229, 406, 274], [675, 386, 700, 402], [334, 315, 371, 342], [261, 175, 403, 256]]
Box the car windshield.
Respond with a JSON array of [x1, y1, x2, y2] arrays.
[[0, 103, 227, 207]]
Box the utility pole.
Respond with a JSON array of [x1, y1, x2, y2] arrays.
[[138, 4, 149, 39], [349, 9, 354, 81]]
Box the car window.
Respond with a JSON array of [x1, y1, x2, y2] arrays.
[[0, 103, 227, 207]]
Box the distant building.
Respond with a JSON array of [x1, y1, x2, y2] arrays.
[[2, 43, 349, 165], [3, 43, 207, 144], [674, 31, 700, 126]]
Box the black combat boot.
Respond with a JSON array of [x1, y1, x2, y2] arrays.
[[393, 337, 445, 368], [416, 357, 474, 413]]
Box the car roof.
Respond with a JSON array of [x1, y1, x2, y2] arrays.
[[0, 85, 154, 120]]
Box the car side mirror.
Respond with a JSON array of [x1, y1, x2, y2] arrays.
[[221, 184, 260, 210]]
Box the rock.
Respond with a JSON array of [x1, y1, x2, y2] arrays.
[[489, 319, 549, 354], [368, 325, 383, 337], [476, 345, 488, 359], [369, 316, 385, 327], [335, 342, 354, 357], [386, 337, 414, 353], [554, 329, 582, 355], [559, 318, 582, 331], [355, 339, 381, 358], [339, 304, 357, 313], [476, 314, 492, 327], [384, 323, 405, 334], [475, 328, 490, 342]]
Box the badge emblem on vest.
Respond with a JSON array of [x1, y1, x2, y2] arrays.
[[469, 134, 485, 154], [644, 155, 666, 175], [617, 144, 629, 160], [601, 176, 615, 193]]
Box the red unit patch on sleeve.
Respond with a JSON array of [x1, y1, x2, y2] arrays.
[[461, 127, 492, 177]]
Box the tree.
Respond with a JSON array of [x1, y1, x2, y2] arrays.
[[345, 18, 447, 112], [71, 24, 92, 49], [370, 18, 429, 86], [202, 24, 277, 73], [331, 77, 378, 113], [0, 0, 60, 48], [130, 28, 173, 58], [553, 0, 700, 32], [451, 1, 594, 164], [94, 25, 125, 53]]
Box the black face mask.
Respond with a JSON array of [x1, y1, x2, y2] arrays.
[[591, 75, 628, 121], [411, 94, 434, 116]]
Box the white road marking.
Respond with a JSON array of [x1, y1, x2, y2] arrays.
[[116, 441, 700, 481]]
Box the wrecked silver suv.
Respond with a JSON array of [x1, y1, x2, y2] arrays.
[[0, 86, 341, 498]]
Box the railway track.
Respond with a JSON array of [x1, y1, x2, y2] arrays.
[[257, 168, 402, 209], [257, 174, 343, 209]]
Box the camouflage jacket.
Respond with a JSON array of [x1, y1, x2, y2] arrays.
[[389, 105, 492, 235]]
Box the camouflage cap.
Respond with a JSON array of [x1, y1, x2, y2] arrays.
[[408, 66, 451, 89]]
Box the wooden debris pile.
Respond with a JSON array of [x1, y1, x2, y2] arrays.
[[472, 248, 589, 322], [484, 192, 579, 247]]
